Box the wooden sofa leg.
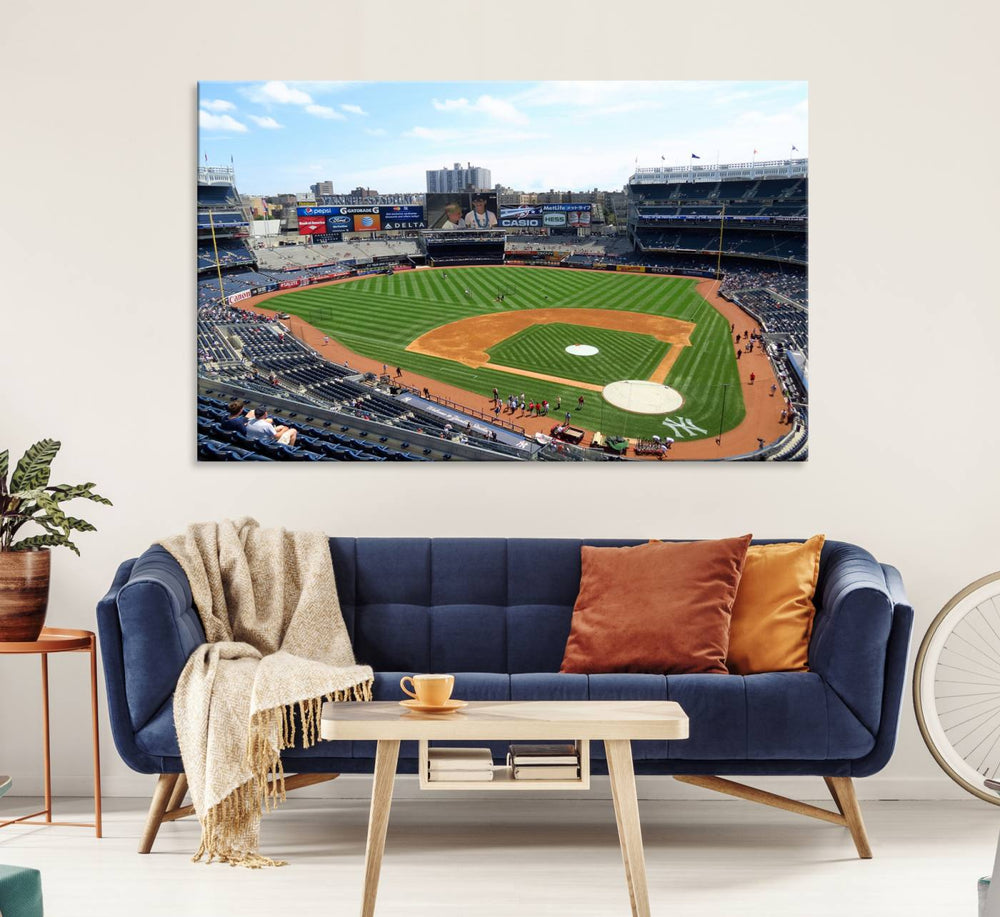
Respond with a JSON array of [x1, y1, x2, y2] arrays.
[[154, 772, 341, 832], [826, 777, 872, 859], [166, 774, 188, 813], [675, 774, 874, 859], [139, 774, 179, 854]]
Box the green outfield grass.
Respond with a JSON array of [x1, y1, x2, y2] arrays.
[[488, 323, 671, 388], [271, 266, 744, 442]]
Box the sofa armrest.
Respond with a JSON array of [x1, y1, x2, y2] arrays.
[[809, 541, 895, 735], [850, 565, 914, 777], [115, 545, 206, 734], [96, 558, 164, 773]]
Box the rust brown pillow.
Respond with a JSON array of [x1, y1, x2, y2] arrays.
[[560, 536, 752, 675]]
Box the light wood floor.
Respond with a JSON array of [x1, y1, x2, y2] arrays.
[[0, 794, 994, 916]]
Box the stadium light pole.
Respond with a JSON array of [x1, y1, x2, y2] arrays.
[[717, 382, 731, 446]]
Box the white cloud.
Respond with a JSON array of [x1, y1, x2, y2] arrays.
[[432, 95, 527, 124], [200, 99, 235, 113], [406, 126, 461, 142], [342, 104, 367, 116], [365, 127, 387, 136], [199, 111, 248, 133], [252, 81, 313, 106], [433, 97, 469, 113], [594, 100, 663, 116], [404, 125, 541, 146], [305, 103, 345, 120], [248, 115, 282, 129]]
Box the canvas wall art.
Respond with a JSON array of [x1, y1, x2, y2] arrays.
[[197, 81, 808, 462]]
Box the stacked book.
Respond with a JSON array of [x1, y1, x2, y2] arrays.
[[507, 743, 580, 780], [426, 747, 494, 782]]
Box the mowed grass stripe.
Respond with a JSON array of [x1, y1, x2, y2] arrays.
[[270, 267, 744, 441], [487, 324, 669, 388]]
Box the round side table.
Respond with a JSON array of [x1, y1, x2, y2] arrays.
[[0, 627, 102, 837]]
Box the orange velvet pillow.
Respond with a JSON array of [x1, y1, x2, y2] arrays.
[[560, 535, 752, 675], [726, 535, 826, 675]]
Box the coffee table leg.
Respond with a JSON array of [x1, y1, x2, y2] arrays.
[[361, 739, 400, 917], [605, 739, 650, 917]]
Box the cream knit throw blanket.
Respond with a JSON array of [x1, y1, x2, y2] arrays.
[[160, 518, 373, 867]]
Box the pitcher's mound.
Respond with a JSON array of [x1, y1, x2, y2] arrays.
[[565, 344, 599, 356], [603, 380, 683, 414]]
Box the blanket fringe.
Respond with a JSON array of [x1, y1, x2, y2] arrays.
[[194, 678, 374, 867]]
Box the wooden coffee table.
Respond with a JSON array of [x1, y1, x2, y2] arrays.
[[321, 700, 688, 917]]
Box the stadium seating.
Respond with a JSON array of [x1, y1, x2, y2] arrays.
[[629, 173, 807, 271]]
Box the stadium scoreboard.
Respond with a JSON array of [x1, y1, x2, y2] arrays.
[[297, 200, 594, 234], [498, 202, 592, 229], [298, 204, 426, 234]]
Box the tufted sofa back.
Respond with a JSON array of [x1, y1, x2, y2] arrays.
[[330, 537, 646, 674]]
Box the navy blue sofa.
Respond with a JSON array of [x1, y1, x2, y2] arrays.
[[97, 538, 913, 857]]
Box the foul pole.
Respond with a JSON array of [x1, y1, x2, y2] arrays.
[[209, 211, 227, 306], [715, 202, 726, 281]]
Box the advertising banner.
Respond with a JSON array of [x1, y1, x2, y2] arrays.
[[381, 206, 425, 229], [298, 215, 328, 235], [228, 290, 252, 304], [616, 264, 646, 273], [296, 205, 425, 234], [499, 205, 544, 228], [279, 279, 301, 290], [539, 203, 593, 212], [425, 192, 499, 230]]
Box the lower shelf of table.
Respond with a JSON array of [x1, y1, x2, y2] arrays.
[[417, 738, 591, 791]]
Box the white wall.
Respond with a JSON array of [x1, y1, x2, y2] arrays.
[[2, 0, 999, 802]]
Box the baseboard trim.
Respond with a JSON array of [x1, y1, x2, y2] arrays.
[[0, 773, 971, 801]]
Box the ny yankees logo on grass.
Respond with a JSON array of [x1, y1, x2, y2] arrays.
[[661, 416, 708, 439]]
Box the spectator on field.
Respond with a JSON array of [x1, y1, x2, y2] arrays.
[[246, 408, 297, 446], [220, 400, 249, 434]]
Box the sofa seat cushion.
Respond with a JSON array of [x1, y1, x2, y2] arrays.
[[132, 671, 875, 765]]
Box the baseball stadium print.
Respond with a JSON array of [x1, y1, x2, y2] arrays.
[[198, 81, 808, 463]]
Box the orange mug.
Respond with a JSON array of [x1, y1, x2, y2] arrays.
[[400, 673, 455, 706]]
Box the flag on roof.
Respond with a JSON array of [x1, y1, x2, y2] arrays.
[[792, 145, 799, 151], [691, 153, 700, 159]]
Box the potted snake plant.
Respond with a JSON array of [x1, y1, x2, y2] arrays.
[[0, 440, 111, 642]]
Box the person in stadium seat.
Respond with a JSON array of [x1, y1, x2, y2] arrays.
[[246, 408, 297, 446], [465, 195, 497, 229], [220, 400, 249, 434], [441, 203, 466, 231]]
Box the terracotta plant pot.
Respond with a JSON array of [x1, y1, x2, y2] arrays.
[[0, 549, 51, 642]]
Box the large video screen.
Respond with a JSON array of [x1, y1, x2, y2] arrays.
[[297, 205, 425, 235], [425, 192, 499, 230]]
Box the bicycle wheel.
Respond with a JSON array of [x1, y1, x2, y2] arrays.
[[914, 571, 1000, 804]]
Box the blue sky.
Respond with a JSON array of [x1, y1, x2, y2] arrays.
[[199, 81, 807, 196]]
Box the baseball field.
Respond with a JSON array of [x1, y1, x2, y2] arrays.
[[266, 266, 745, 442]]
